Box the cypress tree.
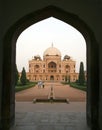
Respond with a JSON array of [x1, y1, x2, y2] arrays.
[[65, 75, 68, 82], [15, 65, 19, 85], [78, 62, 85, 85], [20, 67, 27, 85]]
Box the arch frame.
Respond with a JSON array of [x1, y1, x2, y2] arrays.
[[50, 75, 54, 81], [2, 5, 99, 129], [48, 61, 57, 68]]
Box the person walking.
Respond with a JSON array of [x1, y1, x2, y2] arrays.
[[42, 81, 45, 88], [37, 81, 41, 88]]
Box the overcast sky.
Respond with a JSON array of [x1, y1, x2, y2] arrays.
[[16, 17, 86, 72]]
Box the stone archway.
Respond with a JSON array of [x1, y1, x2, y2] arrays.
[[50, 75, 54, 81], [2, 5, 99, 130], [48, 62, 57, 73]]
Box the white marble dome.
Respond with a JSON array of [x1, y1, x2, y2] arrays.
[[43, 45, 61, 56]]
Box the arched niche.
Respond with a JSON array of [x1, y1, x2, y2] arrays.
[[48, 62, 57, 68]]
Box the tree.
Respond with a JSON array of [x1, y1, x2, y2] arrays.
[[68, 75, 70, 83], [65, 75, 70, 84], [65, 75, 68, 82], [15, 65, 19, 85], [78, 62, 85, 85], [20, 67, 27, 85]]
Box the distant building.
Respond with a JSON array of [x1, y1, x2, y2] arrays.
[[27, 45, 78, 82]]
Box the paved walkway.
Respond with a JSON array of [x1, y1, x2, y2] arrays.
[[15, 82, 86, 102], [11, 102, 90, 130], [12, 82, 90, 130]]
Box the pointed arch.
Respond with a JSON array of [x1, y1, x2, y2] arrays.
[[2, 5, 99, 129]]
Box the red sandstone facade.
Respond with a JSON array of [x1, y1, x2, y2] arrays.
[[27, 45, 78, 82]]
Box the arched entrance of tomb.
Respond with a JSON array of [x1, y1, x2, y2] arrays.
[[48, 62, 57, 73], [50, 75, 54, 81], [2, 6, 99, 130]]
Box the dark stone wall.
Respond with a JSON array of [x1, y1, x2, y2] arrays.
[[0, 39, 3, 129], [99, 21, 102, 130], [2, 0, 101, 42]]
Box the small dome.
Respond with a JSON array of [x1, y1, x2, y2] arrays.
[[64, 55, 70, 60], [34, 55, 42, 60], [43, 45, 61, 56]]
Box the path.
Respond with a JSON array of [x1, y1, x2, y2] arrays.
[[16, 82, 86, 102], [12, 83, 89, 130]]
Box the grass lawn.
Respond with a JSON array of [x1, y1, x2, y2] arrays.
[[15, 82, 37, 92], [70, 82, 87, 91]]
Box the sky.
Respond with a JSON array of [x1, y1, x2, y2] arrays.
[[16, 17, 86, 73]]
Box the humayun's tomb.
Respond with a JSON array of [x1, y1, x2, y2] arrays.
[[27, 44, 79, 82]]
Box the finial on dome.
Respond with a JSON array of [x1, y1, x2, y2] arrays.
[[51, 43, 53, 47]]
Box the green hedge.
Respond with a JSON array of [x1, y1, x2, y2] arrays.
[[70, 82, 87, 91], [15, 82, 37, 92], [61, 82, 70, 85]]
